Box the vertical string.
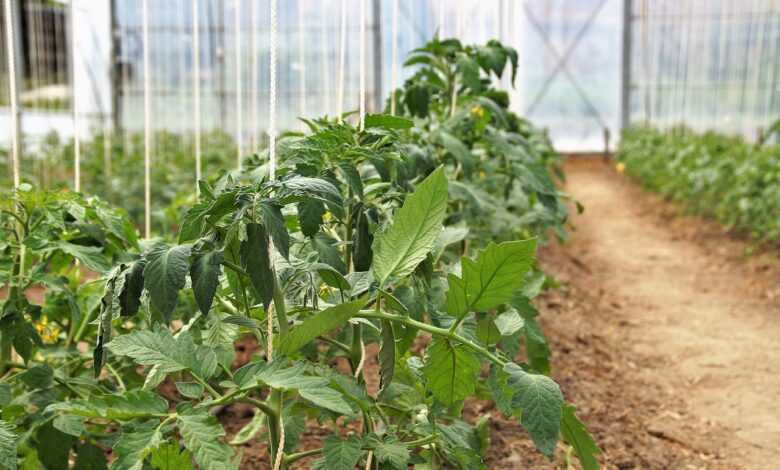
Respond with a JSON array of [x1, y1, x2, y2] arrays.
[[268, 0, 277, 181], [192, 0, 201, 192], [235, 0, 243, 170], [336, 0, 347, 121], [359, 0, 366, 130], [70, 0, 81, 192], [390, 0, 399, 115], [142, 0, 152, 238], [297, 0, 307, 120], [320, 0, 331, 116], [267, 2, 284, 466], [250, 0, 258, 152], [4, 0, 20, 188], [449, 4, 461, 116]]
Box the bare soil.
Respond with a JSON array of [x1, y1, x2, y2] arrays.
[[224, 158, 780, 469]]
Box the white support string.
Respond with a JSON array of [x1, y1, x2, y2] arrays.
[[268, 0, 277, 181], [336, 0, 347, 121], [267, 2, 283, 467], [297, 0, 307, 121], [70, 0, 81, 192], [320, 0, 330, 116], [250, 0, 258, 153], [450, 4, 461, 116], [359, 0, 366, 130], [4, 0, 20, 188], [235, 0, 243, 170], [192, 0, 202, 192], [142, 0, 152, 238], [390, 0, 399, 115]]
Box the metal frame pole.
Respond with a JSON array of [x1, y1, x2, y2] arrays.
[[621, 0, 632, 130]]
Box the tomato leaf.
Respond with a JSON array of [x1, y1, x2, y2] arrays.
[[372, 167, 448, 287]]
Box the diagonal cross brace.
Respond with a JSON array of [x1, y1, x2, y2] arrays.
[[523, 0, 609, 128]]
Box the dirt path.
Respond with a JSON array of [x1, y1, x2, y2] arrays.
[[557, 159, 780, 469]]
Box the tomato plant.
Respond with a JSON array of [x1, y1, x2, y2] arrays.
[[0, 38, 599, 470], [618, 125, 780, 244]]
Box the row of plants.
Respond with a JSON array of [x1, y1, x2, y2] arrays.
[[617, 124, 780, 244], [1, 128, 241, 233], [0, 37, 599, 469]]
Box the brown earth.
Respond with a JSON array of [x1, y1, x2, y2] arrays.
[[224, 158, 780, 469]]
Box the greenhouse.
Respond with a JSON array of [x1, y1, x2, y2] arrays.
[[0, 0, 778, 468]]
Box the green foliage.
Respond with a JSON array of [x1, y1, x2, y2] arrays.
[[371, 166, 448, 286], [0, 36, 596, 470], [618, 126, 780, 243], [562, 405, 602, 470]]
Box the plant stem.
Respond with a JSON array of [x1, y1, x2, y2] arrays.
[[283, 434, 440, 466], [356, 310, 505, 367]]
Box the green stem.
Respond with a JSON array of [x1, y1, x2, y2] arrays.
[[317, 335, 352, 355], [221, 260, 253, 319], [266, 390, 283, 466], [357, 310, 505, 366], [283, 434, 440, 466], [272, 271, 288, 336], [106, 363, 126, 392]]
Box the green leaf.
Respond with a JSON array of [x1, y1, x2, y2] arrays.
[[423, 339, 480, 407], [229, 412, 265, 445], [512, 298, 551, 374], [175, 382, 204, 399], [323, 435, 363, 470], [277, 298, 365, 355], [298, 200, 326, 237], [259, 201, 290, 260], [55, 241, 112, 273], [0, 420, 17, 470], [456, 53, 482, 92], [111, 421, 162, 470], [366, 434, 409, 469], [240, 223, 274, 309], [149, 442, 194, 470], [73, 442, 108, 470], [35, 422, 75, 469], [364, 114, 414, 130], [107, 328, 217, 380], [298, 387, 354, 415], [378, 320, 395, 393], [487, 365, 514, 417], [561, 405, 601, 470], [504, 363, 563, 457], [53, 415, 86, 437], [447, 240, 537, 318], [94, 265, 127, 376], [372, 167, 448, 286], [494, 310, 524, 336], [177, 411, 236, 470], [18, 364, 53, 389], [47, 390, 168, 421], [438, 131, 475, 177], [190, 250, 223, 315], [144, 244, 192, 320], [278, 176, 343, 216], [119, 259, 146, 316], [351, 205, 373, 272]]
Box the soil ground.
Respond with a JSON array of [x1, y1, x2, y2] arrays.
[[224, 158, 780, 469], [528, 158, 780, 469]]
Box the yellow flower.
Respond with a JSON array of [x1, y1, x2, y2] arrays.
[[470, 106, 485, 119], [34, 317, 61, 344], [616, 162, 626, 173]]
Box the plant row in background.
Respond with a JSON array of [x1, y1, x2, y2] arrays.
[[0, 37, 599, 469], [617, 124, 780, 244]]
